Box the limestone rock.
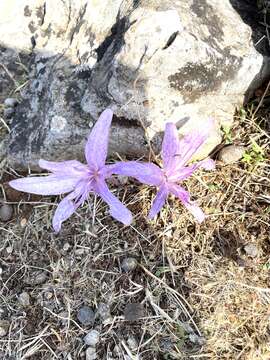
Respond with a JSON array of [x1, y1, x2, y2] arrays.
[[0, 0, 268, 170], [218, 145, 245, 164]]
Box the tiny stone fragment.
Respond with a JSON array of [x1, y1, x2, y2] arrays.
[[124, 303, 144, 322], [160, 338, 174, 352], [96, 303, 111, 321], [127, 335, 138, 350], [4, 98, 18, 108], [0, 204, 13, 222], [6, 246, 13, 254], [189, 334, 205, 346], [25, 271, 48, 285], [77, 306, 95, 326], [218, 145, 245, 164], [84, 330, 100, 346], [244, 243, 258, 258], [121, 257, 138, 272], [0, 320, 9, 337], [63, 242, 70, 251], [18, 291, 30, 306], [85, 346, 97, 360]]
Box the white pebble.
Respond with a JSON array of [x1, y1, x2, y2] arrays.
[[86, 346, 97, 360], [84, 330, 100, 346], [18, 292, 30, 306]]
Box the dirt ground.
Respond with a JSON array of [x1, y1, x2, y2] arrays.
[[0, 84, 270, 360]]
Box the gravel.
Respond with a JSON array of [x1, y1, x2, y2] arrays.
[[121, 257, 138, 272], [77, 306, 95, 326], [25, 271, 48, 285], [96, 303, 111, 321], [18, 291, 30, 306], [84, 330, 100, 346], [218, 145, 245, 164], [244, 243, 258, 258], [0, 204, 13, 222], [85, 346, 97, 360], [0, 320, 9, 337]]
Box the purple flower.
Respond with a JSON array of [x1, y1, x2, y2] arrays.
[[9, 109, 132, 232], [112, 121, 215, 222]]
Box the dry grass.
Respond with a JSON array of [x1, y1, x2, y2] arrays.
[[0, 94, 270, 360]]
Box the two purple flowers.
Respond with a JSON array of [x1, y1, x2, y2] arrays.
[[9, 109, 215, 232]]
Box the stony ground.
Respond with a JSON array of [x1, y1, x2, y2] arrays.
[[0, 85, 270, 360]]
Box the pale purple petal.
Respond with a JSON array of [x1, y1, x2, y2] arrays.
[[184, 202, 205, 223], [52, 196, 78, 233], [85, 109, 113, 170], [161, 122, 180, 171], [148, 185, 168, 219], [52, 181, 91, 232], [170, 119, 214, 172], [9, 175, 78, 195], [198, 158, 215, 170], [94, 179, 132, 225], [169, 184, 205, 223], [39, 159, 88, 177], [111, 161, 163, 186], [168, 158, 215, 182]]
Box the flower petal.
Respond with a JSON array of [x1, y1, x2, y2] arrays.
[[169, 158, 215, 182], [111, 161, 163, 186], [198, 158, 215, 170], [9, 175, 78, 195], [161, 122, 180, 171], [85, 109, 113, 170], [52, 196, 77, 233], [148, 185, 168, 219], [171, 119, 214, 171], [52, 180, 91, 232], [39, 159, 88, 177], [169, 184, 205, 223], [94, 179, 132, 225]]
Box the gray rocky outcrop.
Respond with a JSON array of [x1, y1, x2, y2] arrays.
[[0, 0, 268, 170]]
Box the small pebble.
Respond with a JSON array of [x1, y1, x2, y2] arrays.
[[189, 334, 205, 346], [3, 107, 14, 119], [77, 306, 95, 326], [75, 248, 85, 256], [85, 346, 97, 360], [0, 320, 9, 337], [18, 291, 30, 306], [84, 330, 100, 346], [6, 246, 13, 254], [159, 338, 174, 352], [127, 335, 138, 350], [244, 243, 258, 258], [63, 242, 70, 251], [124, 303, 144, 322], [0, 204, 13, 222], [4, 98, 18, 108], [96, 303, 111, 321], [25, 271, 48, 285], [121, 257, 138, 272], [20, 218, 28, 227], [218, 145, 245, 164]]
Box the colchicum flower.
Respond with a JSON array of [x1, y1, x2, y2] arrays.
[[9, 109, 132, 232], [112, 121, 215, 222]]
